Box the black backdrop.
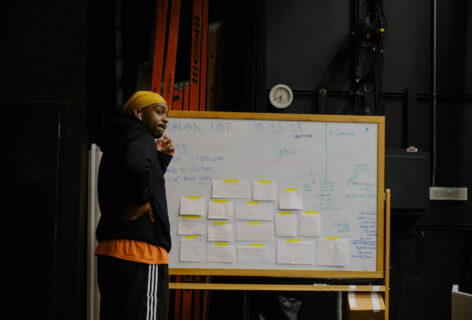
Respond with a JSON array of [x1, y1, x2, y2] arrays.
[[1, 0, 471, 319]]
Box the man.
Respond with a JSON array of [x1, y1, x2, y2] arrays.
[[95, 91, 174, 320]]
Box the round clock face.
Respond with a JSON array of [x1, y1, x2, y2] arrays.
[[269, 84, 293, 109]]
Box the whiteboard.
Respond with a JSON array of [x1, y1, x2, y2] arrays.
[[165, 111, 385, 278]]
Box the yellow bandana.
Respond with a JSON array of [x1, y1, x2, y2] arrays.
[[123, 91, 167, 116]]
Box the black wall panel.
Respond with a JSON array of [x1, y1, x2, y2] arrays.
[[382, 0, 432, 92], [437, 0, 472, 92], [2, 0, 471, 319], [2, 103, 63, 320], [384, 100, 405, 147], [435, 101, 472, 189], [1, 1, 92, 319], [266, 1, 472, 319], [265, 0, 352, 90], [264, 0, 353, 114]]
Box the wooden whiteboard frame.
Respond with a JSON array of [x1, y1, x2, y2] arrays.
[[167, 111, 385, 279]]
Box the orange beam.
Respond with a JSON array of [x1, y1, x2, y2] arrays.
[[183, 85, 190, 110], [166, 274, 170, 319], [151, 0, 169, 94], [181, 276, 193, 320], [163, 0, 182, 109], [193, 276, 201, 320], [199, 0, 208, 111], [173, 89, 183, 110], [189, 0, 202, 110], [174, 275, 182, 320]]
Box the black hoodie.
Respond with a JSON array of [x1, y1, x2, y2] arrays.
[[96, 117, 172, 252]]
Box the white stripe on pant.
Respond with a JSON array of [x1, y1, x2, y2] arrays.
[[147, 265, 159, 320]]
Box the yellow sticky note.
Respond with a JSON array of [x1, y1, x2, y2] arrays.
[[326, 237, 339, 240], [250, 243, 264, 247], [224, 179, 239, 183], [278, 211, 292, 215], [246, 201, 260, 205], [257, 180, 272, 184], [248, 221, 262, 226], [304, 211, 319, 215], [213, 221, 227, 226], [186, 196, 202, 200], [183, 216, 201, 220], [214, 242, 228, 246], [286, 239, 301, 243], [213, 199, 229, 203], [185, 235, 197, 239], [284, 188, 297, 192]]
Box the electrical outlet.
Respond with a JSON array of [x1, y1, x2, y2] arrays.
[[429, 187, 468, 201]]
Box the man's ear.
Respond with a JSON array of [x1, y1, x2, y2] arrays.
[[133, 108, 142, 120]]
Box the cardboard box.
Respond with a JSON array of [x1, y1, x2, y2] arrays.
[[347, 292, 385, 320], [452, 285, 472, 320]]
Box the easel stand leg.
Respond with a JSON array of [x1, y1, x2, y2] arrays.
[[385, 189, 391, 320], [337, 291, 342, 320]]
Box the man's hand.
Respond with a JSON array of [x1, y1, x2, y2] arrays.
[[156, 135, 175, 156], [120, 201, 155, 223]]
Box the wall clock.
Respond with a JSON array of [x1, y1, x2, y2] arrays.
[[269, 84, 293, 109]]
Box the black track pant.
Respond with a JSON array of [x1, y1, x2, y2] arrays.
[[97, 255, 168, 320]]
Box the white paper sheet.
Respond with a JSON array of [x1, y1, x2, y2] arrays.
[[208, 200, 233, 219], [177, 216, 205, 235], [179, 196, 205, 216], [238, 244, 275, 263], [276, 239, 314, 265], [236, 221, 274, 241], [279, 189, 303, 210], [207, 222, 233, 241], [180, 236, 203, 262], [212, 180, 250, 199], [275, 212, 297, 236], [235, 201, 274, 220], [317, 238, 350, 267], [207, 243, 236, 263], [253, 180, 277, 201], [299, 211, 321, 236]]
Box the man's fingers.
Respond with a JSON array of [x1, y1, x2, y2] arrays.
[[163, 138, 172, 147], [162, 138, 174, 149], [165, 140, 175, 151], [156, 136, 174, 155], [156, 139, 166, 151]]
